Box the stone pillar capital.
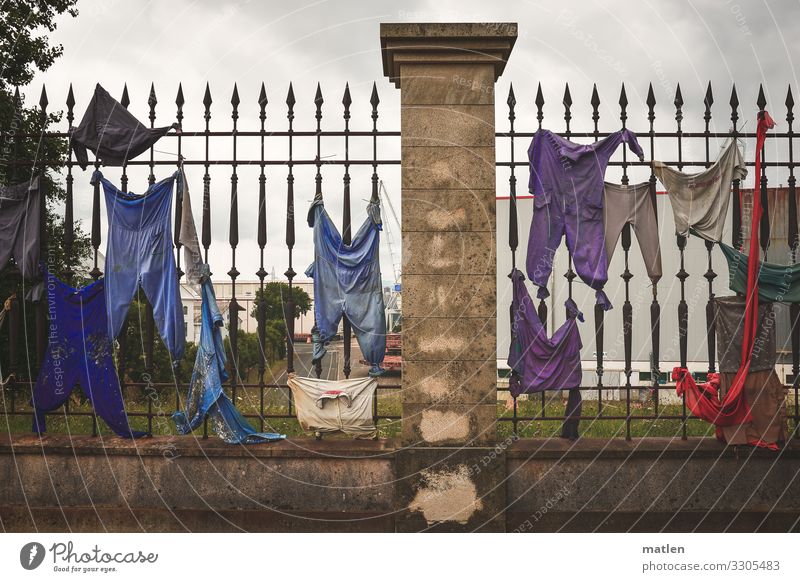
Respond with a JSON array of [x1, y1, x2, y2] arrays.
[[380, 22, 517, 88]]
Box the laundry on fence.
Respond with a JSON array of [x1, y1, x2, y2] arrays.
[[526, 128, 644, 310], [287, 374, 378, 439], [69, 84, 175, 170], [31, 273, 146, 439], [94, 170, 185, 364]]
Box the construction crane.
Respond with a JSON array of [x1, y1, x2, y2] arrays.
[[378, 179, 402, 287]]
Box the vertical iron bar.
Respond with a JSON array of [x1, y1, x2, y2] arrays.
[[313, 83, 324, 379], [63, 85, 75, 281], [786, 86, 799, 434], [144, 84, 157, 433], [35, 87, 48, 364], [174, 83, 184, 416], [285, 84, 297, 375], [619, 84, 632, 440], [229, 84, 241, 406], [757, 86, 770, 255], [731, 86, 742, 248], [369, 82, 380, 419], [507, 84, 518, 436], [120, 85, 130, 190], [534, 84, 548, 332], [342, 83, 353, 380], [257, 83, 268, 432], [202, 83, 212, 438], [703, 82, 717, 374], [116, 87, 131, 389], [646, 83, 661, 416], [592, 84, 604, 417], [674, 84, 688, 440]]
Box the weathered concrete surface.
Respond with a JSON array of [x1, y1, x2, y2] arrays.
[[0, 435, 395, 532], [395, 447, 506, 532], [506, 438, 800, 533], [1, 435, 799, 532]]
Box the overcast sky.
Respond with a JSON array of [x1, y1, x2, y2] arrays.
[[24, 0, 800, 284]]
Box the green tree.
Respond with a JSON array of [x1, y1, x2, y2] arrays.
[[119, 298, 198, 387], [1, 1, 88, 381], [250, 281, 311, 322], [247, 282, 310, 366], [224, 331, 261, 383]]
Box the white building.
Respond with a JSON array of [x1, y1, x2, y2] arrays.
[[180, 279, 315, 342]]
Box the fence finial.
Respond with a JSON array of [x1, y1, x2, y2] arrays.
[[757, 84, 767, 111], [535, 82, 544, 128]]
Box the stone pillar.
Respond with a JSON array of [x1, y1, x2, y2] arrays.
[[381, 22, 517, 532]]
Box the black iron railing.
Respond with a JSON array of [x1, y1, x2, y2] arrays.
[[496, 81, 799, 440], [0, 82, 401, 437], [1, 79, 798, 441]]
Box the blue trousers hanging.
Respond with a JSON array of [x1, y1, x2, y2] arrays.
[[306, 198, 386, 376], [31, 273, 146, 438], [93, 171, 185, 364], [172, 278, 286, 444]]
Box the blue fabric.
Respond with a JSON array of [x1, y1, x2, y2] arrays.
[[94, 171, 185, 364], [172, 279, 285, 444], [31, 273, 147, 438], [306, 199, 386, 375]]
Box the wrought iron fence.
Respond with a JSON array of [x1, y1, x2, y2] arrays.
[[1, 78, 799, 441], [0, 81, 402, 437], [496, 80, 799, 440]]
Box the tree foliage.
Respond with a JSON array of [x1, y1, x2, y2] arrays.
[[250, 281, 312, 322], [1, 2, 88, 380]]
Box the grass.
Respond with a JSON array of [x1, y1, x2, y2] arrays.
[[2, 383, 796, 441]]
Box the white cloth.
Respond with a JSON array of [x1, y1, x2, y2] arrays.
[[287, 374, 377, 438], [653, 139, 747, 242]]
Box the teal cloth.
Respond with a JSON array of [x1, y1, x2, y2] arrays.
[[719, 242, 800, 303]]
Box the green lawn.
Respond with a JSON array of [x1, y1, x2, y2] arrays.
[[2, 384, 796, 441]]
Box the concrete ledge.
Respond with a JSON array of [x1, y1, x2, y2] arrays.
[[506, 437, 800, 459], [0, 434, 397, 459], [2, 436, 799, 532]]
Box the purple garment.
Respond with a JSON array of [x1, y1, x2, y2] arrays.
[[31, 274, 147, 439], [526, 129, 644, 310], [507, 269, 584, 397]]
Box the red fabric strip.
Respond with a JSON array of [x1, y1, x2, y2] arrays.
[[672, 110, 775, 428]]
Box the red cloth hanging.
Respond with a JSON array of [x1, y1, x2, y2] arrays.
[[673, 110, 776, 430]]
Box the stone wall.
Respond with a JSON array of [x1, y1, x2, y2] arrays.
[[1, 435, 797, 532]]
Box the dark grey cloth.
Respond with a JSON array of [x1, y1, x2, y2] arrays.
[[69, 84, 174, 170], [714, 296, 776, 374], [0, 175, 43, 299]]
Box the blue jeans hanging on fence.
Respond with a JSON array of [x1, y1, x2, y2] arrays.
[[172, 278, 286, 444], [94, 170, 185, 364], [306, 198, 386, 376]]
